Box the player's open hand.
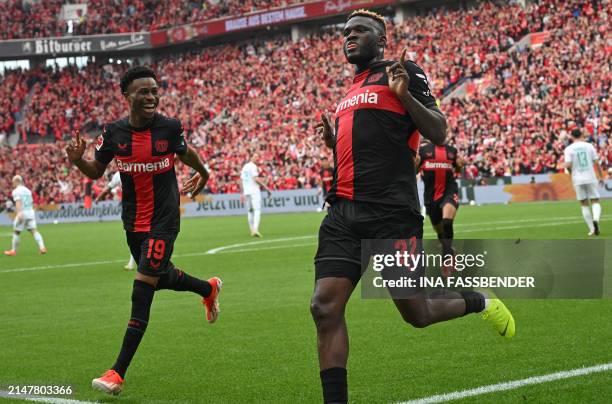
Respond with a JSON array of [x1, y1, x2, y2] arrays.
[[386, 48, 410, 98], [316, 114, 335, 149], [183, 172, 208, 199], [65, 129, 87, 163]]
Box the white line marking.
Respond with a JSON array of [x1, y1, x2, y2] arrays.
[[1, 216, 608, 274], [204, 236, 313, 254], [399, 362, 612, 404], [0, 259, 126, 273], [0, 391, 97, 404]]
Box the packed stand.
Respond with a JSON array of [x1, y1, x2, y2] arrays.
[[0, 0, 302, 40], [445, 0, 610, 179], [0, 0, 610, 205]]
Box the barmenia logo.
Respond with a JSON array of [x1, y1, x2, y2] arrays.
[[117, 158, 171, 173], [335, 89, 379, 114], [424, 161, 453, 170]]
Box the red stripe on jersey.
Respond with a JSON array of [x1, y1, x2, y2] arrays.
[[433, 145, 448, 201], [132, 130, 154, 232], [335, 85, 405, 117], [407, 130, 420, 153], [336, 111, 355, 200]]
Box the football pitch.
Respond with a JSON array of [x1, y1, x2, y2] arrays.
[[1, 200, 611, 403]]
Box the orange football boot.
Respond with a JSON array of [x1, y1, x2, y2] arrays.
[[91, 369, 124, 395], [202, 277, 223, 323]]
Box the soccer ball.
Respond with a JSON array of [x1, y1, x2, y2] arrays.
[[469, 200, 476, 206]]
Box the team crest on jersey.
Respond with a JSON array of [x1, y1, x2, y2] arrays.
[[95, 135, 104, 151], [155, 139, 168, 153], [367, 72, 384, 83]]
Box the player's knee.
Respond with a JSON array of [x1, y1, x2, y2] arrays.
[[13, 230, 21, 236], [310, 296, 341, 328]]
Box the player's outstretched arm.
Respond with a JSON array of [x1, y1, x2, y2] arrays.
[[65, 130, 107, 179], [387, 49, 447, 145], [179, 146, 209, 198]]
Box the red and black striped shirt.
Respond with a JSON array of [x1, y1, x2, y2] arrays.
[[418, 143, 459, 203], [326, 60, 437, 211], [95, 113, 187, 233]]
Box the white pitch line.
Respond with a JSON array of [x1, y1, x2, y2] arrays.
[[0, 391, 97, 404], [0, 259, 126, 273], [204, 235, 314, 254], [399, 362, 612, 404]]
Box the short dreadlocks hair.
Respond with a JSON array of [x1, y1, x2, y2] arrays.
[[120, 65, 157, 94], [347, 9, 386, 35]]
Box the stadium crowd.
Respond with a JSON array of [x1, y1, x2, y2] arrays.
[[0, 0, 301, 40], [0, 0, 609, 206], [446, 0, 610, 178]]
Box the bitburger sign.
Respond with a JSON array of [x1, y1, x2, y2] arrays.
[[0, 32, 151, 58]]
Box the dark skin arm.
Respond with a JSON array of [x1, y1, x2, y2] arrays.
[[65, 130, 107, 179], [178, 146, 210, 198], [387, 49, 447, 145]]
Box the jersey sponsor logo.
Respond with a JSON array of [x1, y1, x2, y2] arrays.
[[117, 157, 171, 173], [335, 89, 379, 114], [423, 161, 453, 170], [155, 139, 168, 153], [367, 72, 384, 83], [95, 136, 104, 151]]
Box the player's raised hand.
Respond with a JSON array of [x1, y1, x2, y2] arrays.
[[386, 48, 410, 98], [183, 171, 208, 200], [316, 114, 335, 149], [65, 129, 87, 163]]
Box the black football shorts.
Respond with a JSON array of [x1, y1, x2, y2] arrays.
[[126, 231, 177, 276], [425, 192, 459, 226], [314, 198, 424, 286]]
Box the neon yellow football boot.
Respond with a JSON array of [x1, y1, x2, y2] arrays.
[[481, 295, 515, 339]]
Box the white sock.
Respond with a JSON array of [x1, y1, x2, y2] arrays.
[[247, 211, 254, 233], [581, 206, 595, 232], [128, 255, 135, 266], [479, 291, 490, 310], [11, 233, 20, 251], [592, 203, 601, 222], [253, 209, 261, 232], [33, 231, 45, 249]]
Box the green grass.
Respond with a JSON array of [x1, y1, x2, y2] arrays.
[[0, 200, 611, 403]]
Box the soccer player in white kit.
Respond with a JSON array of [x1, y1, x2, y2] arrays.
[[95, 171, 136, 269], [563, 129, 605, 236], [4, 175, 47, 256], [240, 153, 270, 237]]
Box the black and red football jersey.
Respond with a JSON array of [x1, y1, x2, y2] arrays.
[[326, 60, 437, 211], [95, 113, 187, 233], [320, 167, 334, 193], [418, 143, 459, 203]]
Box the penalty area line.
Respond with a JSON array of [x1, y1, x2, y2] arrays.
[[0, 391, 97, 404], [399, 362, 612, 404]]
